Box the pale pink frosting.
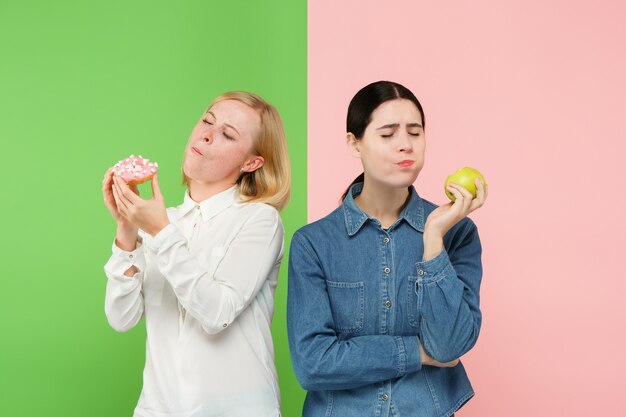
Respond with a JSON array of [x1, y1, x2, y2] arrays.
[[113, 154, 158, 185]]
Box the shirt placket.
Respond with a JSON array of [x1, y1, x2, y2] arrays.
[[379, 228, 396, 417], [380, 229, 394, 335]]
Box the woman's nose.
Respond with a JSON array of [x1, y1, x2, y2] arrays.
[[399, 139, 413, 152]]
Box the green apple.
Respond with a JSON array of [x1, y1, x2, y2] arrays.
[[444, 167, 486, 201]]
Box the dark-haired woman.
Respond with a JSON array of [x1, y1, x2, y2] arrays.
[[287, 81, 487, 417]]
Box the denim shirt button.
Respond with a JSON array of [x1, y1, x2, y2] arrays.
[[384, 267, 391, 274], [385, 300, 392, 308], [383, 237, 390, 244], [418, 269, 425, 276], [381, 394, 389, 401]]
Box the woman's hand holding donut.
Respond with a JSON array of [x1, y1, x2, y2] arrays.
[[111, 173, 170, 237], [422, 179, 488, 261], [103, 168, 139, 228], [103, 168, 141, 251]]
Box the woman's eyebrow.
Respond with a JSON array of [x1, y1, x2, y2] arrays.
[[206, 111, 240, 135], [376, 123, 399, 130], [376, 122, 423, 130]]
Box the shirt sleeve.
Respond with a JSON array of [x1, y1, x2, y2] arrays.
[[147, 206, 284, 335], [287, 231, 422, 391], [415, 219, 483, 363], [103, 234, 146, 332]]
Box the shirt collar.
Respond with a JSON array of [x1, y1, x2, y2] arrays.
[[177, 185, 240, 222], [342, 182, 425, 236]]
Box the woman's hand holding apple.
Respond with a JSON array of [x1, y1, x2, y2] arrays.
[[422, 175, 488, 261]]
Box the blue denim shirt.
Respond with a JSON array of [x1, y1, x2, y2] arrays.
[[287, 183, 483, 417]]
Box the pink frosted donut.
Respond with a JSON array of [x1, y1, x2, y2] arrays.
[[113, 154, 159, 186]]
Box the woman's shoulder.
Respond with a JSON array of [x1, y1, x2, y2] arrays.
[[293, 206, 343, 240], [234, 201, 282, 224]]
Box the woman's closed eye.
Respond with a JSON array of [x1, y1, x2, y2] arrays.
[[202, 118, 213, 125], [380, 129, 395, 138], [380, 131, 421, 138]]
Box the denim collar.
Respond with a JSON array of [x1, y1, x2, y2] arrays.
[[342, 182, 425, 236], [177, 185, 240, 222]]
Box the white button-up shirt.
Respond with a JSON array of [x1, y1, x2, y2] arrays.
[[104, 186, 284, 417]]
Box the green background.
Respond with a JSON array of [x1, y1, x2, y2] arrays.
[[0, 1, 306, 416]]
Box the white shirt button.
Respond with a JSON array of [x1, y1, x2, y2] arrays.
[[385, 300, 392, 308], [383, 237, 390, 244], [418, 269, 425, 276], [381, 394, 389, 401], [383, 267, 391, 274]]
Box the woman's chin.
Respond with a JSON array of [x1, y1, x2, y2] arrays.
[[375, 173, 419, 189]]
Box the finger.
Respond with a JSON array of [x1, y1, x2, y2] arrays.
[[103, 171, 118, 204], [129, 183, 140, 196], [102, 169, 114, 191], [115, 176, 142, 205], [447, 359, 460, 367], [113, 176, 133, 208], [111, 182, 128, 213], [449, 182, 473, 202], [446, 184, 465, 206], [151, 173, 163, 200], [114, 176, 140, 206], [474, 178, 485, 202], [102, 167, 113, 183], [436, 358, 459, 368], [448, 183, 473, 212], [468, 179, 487, 212]]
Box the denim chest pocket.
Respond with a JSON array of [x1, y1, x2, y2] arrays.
[[326, 280, 365, 334], [407, 276, 422, 328]]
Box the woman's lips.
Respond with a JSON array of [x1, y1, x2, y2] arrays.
[[398, 160, 414, 167], [191, 146, 203, 156]]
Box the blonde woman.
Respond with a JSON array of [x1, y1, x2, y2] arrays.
[[102, 91, 290, 417]]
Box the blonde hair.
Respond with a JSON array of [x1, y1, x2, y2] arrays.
[[183, 91, 291, 211]]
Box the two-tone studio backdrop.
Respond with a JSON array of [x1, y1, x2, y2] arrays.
[[1, 1, 624, 416]]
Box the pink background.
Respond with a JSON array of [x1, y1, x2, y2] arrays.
[[308, 1, 626, 415]]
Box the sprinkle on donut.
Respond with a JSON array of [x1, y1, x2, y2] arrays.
[[113, 154, 159, 186]]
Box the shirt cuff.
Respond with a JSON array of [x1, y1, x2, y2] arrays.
[[415, 248, 452, 283], [105, 236, 146, 280], [402, 336, 422, 373]]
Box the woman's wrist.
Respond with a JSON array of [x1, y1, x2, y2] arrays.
[[115, 224, 139, 251], [422, 229, 444, 262], [146, 220, 169, 238]]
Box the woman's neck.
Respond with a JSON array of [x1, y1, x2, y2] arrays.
[[353, 177, 410, 229], [188, 180, 236, 203]]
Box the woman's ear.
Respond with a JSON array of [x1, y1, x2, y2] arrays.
[[241, 156, 265, 173], [346, 132, 361, 159]]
